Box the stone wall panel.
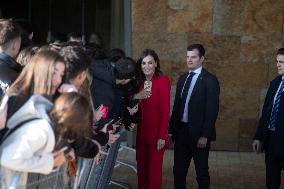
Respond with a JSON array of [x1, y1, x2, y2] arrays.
[[167, 0, 213, 33], [132, 0, 167, 34]]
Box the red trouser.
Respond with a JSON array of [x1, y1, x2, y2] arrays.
[[136, 142, 165, 189]]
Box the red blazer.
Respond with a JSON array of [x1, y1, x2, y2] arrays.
[[137, 75, 171, 145]]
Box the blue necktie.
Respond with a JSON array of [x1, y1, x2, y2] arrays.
[[179, 72, 195, 121], [268, 78, 284, 131]]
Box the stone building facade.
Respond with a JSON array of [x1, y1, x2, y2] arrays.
[[131, 0, 284, 151]]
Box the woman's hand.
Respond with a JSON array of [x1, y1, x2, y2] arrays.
[[157, 139, 165, 151], [52, 151, 66, 168], [133, 89, 151, 100], [0, 96, 9, 130], [127, 104, 138, 115], [99, 119, 113, 133]]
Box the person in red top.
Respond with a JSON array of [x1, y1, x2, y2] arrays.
[[133, 48, 171, 189]]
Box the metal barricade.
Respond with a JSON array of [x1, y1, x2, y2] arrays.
[[75, 140, 121, 189], [2, 165, 73, 189], [5, 131, 136, 189], [26, 165, 73, 189], [110, 144, 137, 189]]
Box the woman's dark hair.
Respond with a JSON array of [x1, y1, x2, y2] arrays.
[[137, 48, 162, 80], [277, 48, 284, 56]]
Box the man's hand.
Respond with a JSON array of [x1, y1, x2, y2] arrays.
[[252, 139, 262, 153], [197, 137, 208, 148]]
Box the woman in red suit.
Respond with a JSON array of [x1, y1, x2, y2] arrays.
[[134, 49, 171, 189]]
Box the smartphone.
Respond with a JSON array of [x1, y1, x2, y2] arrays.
[[144, 80, 152, 92], [112, 118, 124, 134]]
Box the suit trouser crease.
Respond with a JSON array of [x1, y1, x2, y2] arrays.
[[173, 125, 210, 189]]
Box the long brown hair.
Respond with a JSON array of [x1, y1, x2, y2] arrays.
[[6, 50, 64, 98], [50, 92, 92, 139], [5, 50, 65, 117]]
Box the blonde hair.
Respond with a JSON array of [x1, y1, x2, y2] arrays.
[[7, 50, 64, 98]]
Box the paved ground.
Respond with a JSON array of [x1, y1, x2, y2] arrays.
[[109, 149, 284, 189]]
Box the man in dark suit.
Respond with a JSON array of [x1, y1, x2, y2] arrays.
[[253, 48, 284, 189], [169, 44, 220, 189]]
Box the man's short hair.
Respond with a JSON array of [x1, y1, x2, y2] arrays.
[[114, 57, 137, 80], [277, 48, 284, 56], [0, 19, 21, 50], [187, 44, 205, 57]]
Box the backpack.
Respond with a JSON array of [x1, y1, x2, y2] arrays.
[[0, 95, 40, 145], [0, 118, 41, 146]]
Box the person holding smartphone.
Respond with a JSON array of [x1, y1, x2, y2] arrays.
[[133, 49, 171, 189]]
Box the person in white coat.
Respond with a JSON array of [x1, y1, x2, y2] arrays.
[[0, 92, 94, 188], [0, 94, 61, 188], [0, 50, 66, 188]]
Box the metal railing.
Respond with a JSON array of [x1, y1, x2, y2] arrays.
[[3, 131, 137, 189]]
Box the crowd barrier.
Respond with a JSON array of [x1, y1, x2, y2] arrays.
[[5, 130, 137, 189]]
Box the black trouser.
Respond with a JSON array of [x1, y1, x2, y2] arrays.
[[265, 132, 284, 189], [173, 122, 210, 189]]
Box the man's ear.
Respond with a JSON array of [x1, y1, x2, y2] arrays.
[[200, 56, 205, 63]]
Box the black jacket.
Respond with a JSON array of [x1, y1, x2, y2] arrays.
[[254, 75, 284, 156], [90, 59, 115, 113], [0, 53, 22, 99], [110, 81, 139, 126], [169, 68, 220, 141]]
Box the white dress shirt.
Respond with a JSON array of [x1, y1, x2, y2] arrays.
[[181, 67, 202, 123]]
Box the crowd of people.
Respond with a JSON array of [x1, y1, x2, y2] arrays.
[[0, 18, 172, 189], [0, 17, 284, 189]]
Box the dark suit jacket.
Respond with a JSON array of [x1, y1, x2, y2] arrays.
[[254, 75, 284, 156], [90, 59, 115, 112], [169, 68, 220, 141]]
